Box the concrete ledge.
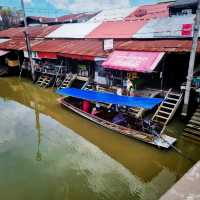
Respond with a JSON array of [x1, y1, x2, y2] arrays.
[[160, 161, 200, 200]]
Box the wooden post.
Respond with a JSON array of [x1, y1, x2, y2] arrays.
[[182, 0, 200, 117]]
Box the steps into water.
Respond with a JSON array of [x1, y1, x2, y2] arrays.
[[151, 89, 183, 135], [184, 105, 200, 141], [36, 75, 53, 88], [60, 74, 77, 89], [152, 89, 183, 126]]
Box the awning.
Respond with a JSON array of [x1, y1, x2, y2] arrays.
[[0, 50, 10, 57], [37, 52, 57, 59], [57, 53, 95, 61], [102, 50, 165, 73], [57, 88, 163, 109]]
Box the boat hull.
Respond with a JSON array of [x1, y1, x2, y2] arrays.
[[58, 97, 176, 149]]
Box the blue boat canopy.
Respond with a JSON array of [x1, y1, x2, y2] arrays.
[[57, 88, 163, 110]]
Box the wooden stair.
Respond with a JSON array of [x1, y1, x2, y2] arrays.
[[36, 75, 53, 88], [184, 106, 200, 141], [60, 74, 76, 89], [152, 89, 183, 126]]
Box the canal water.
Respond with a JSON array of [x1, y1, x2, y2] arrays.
[[0, 77, 200, 200]]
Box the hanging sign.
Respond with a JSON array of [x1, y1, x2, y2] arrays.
[[103, 39, 114, 51], [181, 24, 193, 37]]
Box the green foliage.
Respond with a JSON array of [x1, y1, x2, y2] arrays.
[[0, 7, 22, 28], [0, 7, 12, 16]]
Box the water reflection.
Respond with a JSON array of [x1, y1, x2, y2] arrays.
[[34, 102, 42, 162], [0, 99, 145, 199]]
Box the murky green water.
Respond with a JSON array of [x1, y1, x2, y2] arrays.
[[0, 77, 200, 200]]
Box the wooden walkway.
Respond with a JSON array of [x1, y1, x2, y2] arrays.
[[160, 161, 200, 200]]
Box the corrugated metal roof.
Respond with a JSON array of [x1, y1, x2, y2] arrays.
[[28, 25, 60, 38], [125, 3, 170, 21], [0, 25, 60, 39], [0, 39, 10, 44], [0, 38, 41, 51], [31, 39, 124, 58], [116, 39, 199, 52], [133, 15, 195, 38], [60, 39, 107, 57], [86, 20, 146, 39], [46, 22, 102, 39], [0, 27, 25, 38], [31, 39, 67, 52], [88, 8, 136, 22], [57, 12, 98, 23]]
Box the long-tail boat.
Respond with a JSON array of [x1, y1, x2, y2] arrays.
[[57, 88, 176, 149]]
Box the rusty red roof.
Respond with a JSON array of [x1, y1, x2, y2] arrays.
[[86, 20, 146, 39], [0, 27, 25, 38], [0, 37, 196, 55], [57, 12, 98, 23], [0, 25, 60, 39], [125, 3, 170, 21], [116, 39, 199, 53], [31, 39, 68, 52], [0, 38, 41, 51], [31, 39, 124, 58]]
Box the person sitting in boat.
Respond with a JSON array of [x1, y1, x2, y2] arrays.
[[91, 103, 102, 116], [112, 113, 128, 126], [82, 100, 91, 113], [107, 104, 115, 113]]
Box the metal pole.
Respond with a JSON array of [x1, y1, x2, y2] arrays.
[[20, 0, 35, 81], [20, 0, 28, 27], [182, 0, 200, 117]]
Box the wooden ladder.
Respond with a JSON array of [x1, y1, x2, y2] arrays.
[[60, 74, 76, 89], [36, 75, 53, 88], [184, 105, 200, 141], [152, 89, 183, 126]]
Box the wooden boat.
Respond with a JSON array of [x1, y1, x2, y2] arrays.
[[57, 88, 176, 149], [0, 67, 8, 76]]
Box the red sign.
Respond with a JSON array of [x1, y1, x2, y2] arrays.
[[182, 24, 193, 36], [37, 52, 57, 59]]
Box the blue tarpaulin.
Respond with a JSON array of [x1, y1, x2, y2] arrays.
[[57, 88, 163, 109]]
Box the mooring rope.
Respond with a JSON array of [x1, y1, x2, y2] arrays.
[[153, 131, 196, 163]]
